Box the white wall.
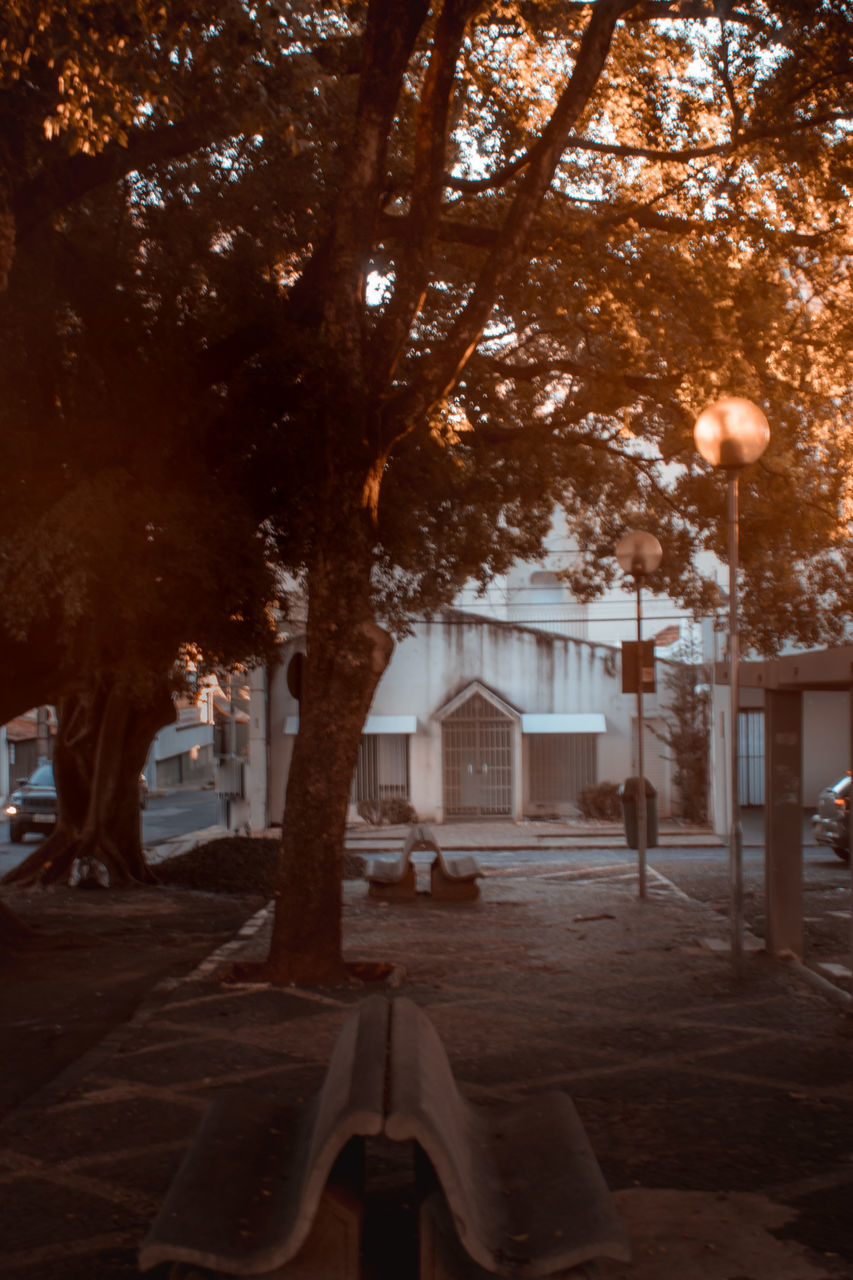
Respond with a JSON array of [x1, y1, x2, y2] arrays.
[[803, 691, 848, 806], [708, 682, 850, 836], [256, 612, 675, 828], [148, 720, 209, 763], [453, 509, 698, 650]]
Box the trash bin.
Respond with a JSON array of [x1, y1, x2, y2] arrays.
[[618, 776, 658, 849]]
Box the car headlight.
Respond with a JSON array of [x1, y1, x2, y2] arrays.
[[5, 803, 18, 816]]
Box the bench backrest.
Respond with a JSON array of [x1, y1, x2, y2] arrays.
[[385, 997, 487, 1253], [303, 990, 388, 1184], [139, 993, 388, 1275]]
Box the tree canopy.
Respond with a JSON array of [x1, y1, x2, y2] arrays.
[[167, 0, 853, 650], [0, 142, 280, 885]]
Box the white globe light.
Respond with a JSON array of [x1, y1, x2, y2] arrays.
[[694, 397, 770, 469], [615, 530, 662, 577]]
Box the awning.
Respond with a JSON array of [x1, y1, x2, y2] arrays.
[[285, 714, 418, 735], [521, 713, 607, 734]]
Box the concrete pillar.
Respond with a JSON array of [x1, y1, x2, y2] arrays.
[[764, 689, 803, 958]]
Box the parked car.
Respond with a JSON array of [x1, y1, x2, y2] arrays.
[[5, 765, 150, 841], [5, 762, 57, 842], [811, 772, 850, 862]]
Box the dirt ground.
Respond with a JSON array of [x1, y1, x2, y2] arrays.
[[0, 838, 281, 1117], [0, 895, 260, 1118], [2, 838, 852, 1279]]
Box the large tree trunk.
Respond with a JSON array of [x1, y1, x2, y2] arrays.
[[261, 527, 393, 983], [4, 677, 173, 888], [253, 0, 631, 984]]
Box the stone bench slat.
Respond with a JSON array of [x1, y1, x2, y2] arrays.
[[364, 853, 415, 885], [138, 994, 389, 1276], [385, 997, 630, 1277]]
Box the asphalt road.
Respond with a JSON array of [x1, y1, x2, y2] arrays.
[[0, 785, 220, 877], [139, 784, 220, 844]]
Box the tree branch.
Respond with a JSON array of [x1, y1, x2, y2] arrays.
[[383, 0, 633, 439], [377, 195, 831, 254], [444, 110, 853, 194], [490, 354, 682, 393], [371, 0, 483, 389], [12, 116, 223, 244], [320, 0, 429, 378]]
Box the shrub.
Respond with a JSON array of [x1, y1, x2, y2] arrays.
[[356, 796, 417, 825], [577, 780, 621, 821]]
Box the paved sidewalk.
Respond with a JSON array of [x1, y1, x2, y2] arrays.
[[342, 807, 817, 852], [1, 843, 852, 1279], [144, 816, 724, 864], [143, 806, 818, 862], [345, 817, 725, 851], [144, 823, 229, 864]]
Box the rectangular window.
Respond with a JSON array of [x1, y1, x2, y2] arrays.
[[739, 708, 765, 806]]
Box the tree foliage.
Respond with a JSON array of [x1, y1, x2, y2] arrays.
[[0, 154, 279, 887], [0, 0, 300, 287], [655, 645, 712, 824]]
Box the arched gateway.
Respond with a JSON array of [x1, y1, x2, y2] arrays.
[[438, 685, 516, 817]]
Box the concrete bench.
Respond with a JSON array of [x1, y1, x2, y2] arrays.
[[365, 825, 482, 902], [138, 994, 389, 1277], [363, 829, 418, 900], [140, 995, 626, 1278], [385, 997, 631, 1277], [430, 847, 482, 902]]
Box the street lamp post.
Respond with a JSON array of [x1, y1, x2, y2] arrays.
[[616, 530, 663, 899], [694, 397, 770, 975]]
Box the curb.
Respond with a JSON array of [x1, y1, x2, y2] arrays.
[[783, 955, 853, 1010], [145, 824, 229, 864]]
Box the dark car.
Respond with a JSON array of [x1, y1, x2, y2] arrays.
[[4, 764, 149, 842], [5, 762, 57, 842], [811, 773, 850, 862]]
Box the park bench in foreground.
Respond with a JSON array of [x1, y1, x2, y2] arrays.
[[139, 995, 630, 1278]]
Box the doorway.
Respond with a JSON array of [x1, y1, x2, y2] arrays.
[[442, 691, 514, 816]]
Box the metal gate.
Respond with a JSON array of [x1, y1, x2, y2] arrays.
[[350, 734, 410, 804], [442, 692, 513, 816], [526, 734, 596, 809]]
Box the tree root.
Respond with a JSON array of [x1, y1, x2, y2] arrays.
[[1, 830, 78, 886], [2, 827, 157, 889]]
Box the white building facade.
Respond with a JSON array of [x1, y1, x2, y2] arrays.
[[233, 607, 681, 832]]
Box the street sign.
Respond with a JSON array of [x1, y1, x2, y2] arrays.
[[621, 640, 655, 693]]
